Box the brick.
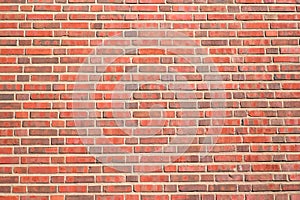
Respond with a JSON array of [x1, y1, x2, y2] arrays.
[[291, 195, 300, 200], [34, 5, 61, 12], [66, 196, 93, 200], [202, 40, 228, 46], [59, 186, 87, 193], [27, 14, 53, 20], [69, 0, 95, 2], [69, 14, 96, 20], [103, 185, 131, 193], [28, 166, 58, 174], [63, 5, 89, 12], [0, 14, 25, 20], [246, 194, 273, 200], [208, 14, 234, 20]]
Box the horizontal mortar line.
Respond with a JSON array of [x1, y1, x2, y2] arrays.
[[0, 84, 292, 86], [2, 54, 298, 56], [1, 67, 299, 70], [0, 29, 256, 32], [0, 109, 242, 111], [0, 113, 300, 116], [2, 46, 300, 49], [0, 74, 298, 77], [0, 81, 298, 84], [2, 136, 300, 138], [2, 138, 300, 141], [0, 32, 299, 35], [5, 63, 300, 65], [0, 74, 292, 76], [24, 2, 300, 3], [3, 18, 299, 21], [7, 152, 300, 155], [1, 47, 298, 50], [85, 155, 299, 157], [4, 146, 300, 150], [1, 107, 299, 109], [11, 3, 299, 5], [17, 21, 296, 24], [5, 73, 300, 75], [2, 22, 300, 25], [1, 181, 300, 185], [12, 151, 300, 155], [5, 149, 299, 152], [4, 54, 289, 56], [0, 125, 300, 128], [0, 86, 295, 89], [4, 74, 298, 77], [0, 48, 282, 51], [5, 10, 300, 13], [1, 131, 298, 134], [1, 69, 288, 72], [1, 35, 300, 39], [1, 125, 299, 126], [3, 184, 296, 187], [3, 143, 299, 146], [9, 144, 300, 148], [12, 36, 300, 39], [57, 20, 299, 23], [0, 52, 298, 55], [3, 193, 300, 196], [15, 115, 300, 116], [3, 54, 299, 57], [4, 112, 298, 115]]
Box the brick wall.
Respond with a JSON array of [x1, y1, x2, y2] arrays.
[[0, 0, 300, 200]]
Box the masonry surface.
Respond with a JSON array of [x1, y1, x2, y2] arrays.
[[0, 0, 300, 200]]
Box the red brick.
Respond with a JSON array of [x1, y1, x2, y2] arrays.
[[59, 186, 87, 193]]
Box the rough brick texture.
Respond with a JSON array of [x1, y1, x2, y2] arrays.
[[0, 0, 300, 200]]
